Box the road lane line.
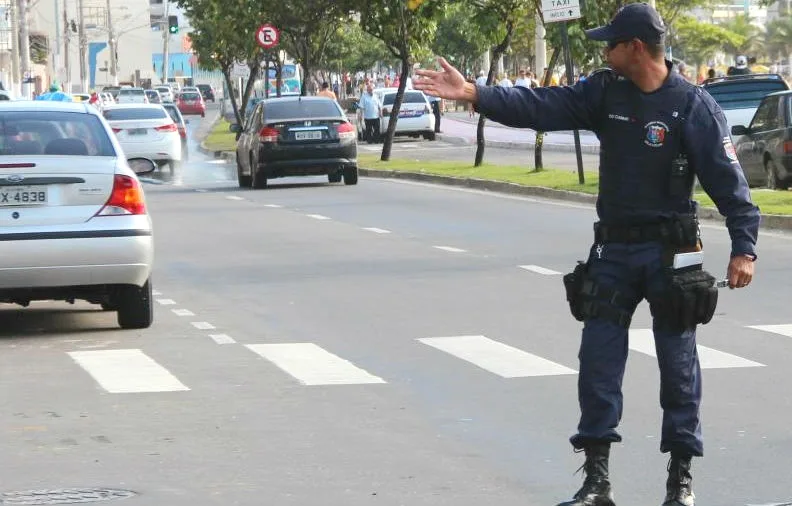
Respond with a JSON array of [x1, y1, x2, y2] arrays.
[[68, 349, 189, 393], [263, 204, 282, 208], [519, 265, 562, 275], [152, 290, 162, 296], [417, 335, 577, 377], [209, 334, 237, 345], [306, 214, 331, 220], [363, 227, 391, 234], [195, 189, 208, 193], [172, 309, 195, 317], [433, 246, 466, 253], [747, 324, 792, 338], [191, 322, 216, 330], [226, 196, 245, 201], [629, 329, 765, 369], [156, 299, 176, 305], [246, 343, 386, 385]]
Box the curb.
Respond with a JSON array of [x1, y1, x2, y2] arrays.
[[436, 133, 601, 155]]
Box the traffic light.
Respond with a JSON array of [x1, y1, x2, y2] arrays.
[[168, 15, 179, 34]]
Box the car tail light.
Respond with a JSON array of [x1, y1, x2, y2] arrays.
[[259, 127, 279, 143], [112, 127, 122, 133], [784, 140, 792, 154], [96, 174, 147, 216], [155, 123, 178, 133], [178, 126, 187, 138], [336, 122, 356, 140]]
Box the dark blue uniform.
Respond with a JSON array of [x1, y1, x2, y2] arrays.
[[475, 63, 760, 458]]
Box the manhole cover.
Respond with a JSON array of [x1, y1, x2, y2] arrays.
[[1, 488, 136, 505]]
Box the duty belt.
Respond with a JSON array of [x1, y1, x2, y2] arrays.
[[594, 217, 698, 246]]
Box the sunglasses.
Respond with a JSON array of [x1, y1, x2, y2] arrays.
[[607, 39, 632, 50]]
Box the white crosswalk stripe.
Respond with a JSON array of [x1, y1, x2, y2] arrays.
[[747, 324, 792, 338], [245, 343, 386, 386], [68, 349, 190, 393], [628, 329, 765, 369], [418, 335, 577, 377]]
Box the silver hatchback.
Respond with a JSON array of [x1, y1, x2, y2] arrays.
[[0, 101, 155, 329]]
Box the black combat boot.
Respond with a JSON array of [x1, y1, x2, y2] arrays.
[[556, 444, 616, 506], [662, 454, 695, 506]]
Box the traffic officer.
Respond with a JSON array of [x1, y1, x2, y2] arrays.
[[414, 3, 760, 506]]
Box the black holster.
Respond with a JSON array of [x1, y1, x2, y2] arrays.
[[563, 261, 588, 322], [654, 266, 718, 331]]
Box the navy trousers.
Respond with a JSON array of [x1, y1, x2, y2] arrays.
[[569, 241, 703, 457]]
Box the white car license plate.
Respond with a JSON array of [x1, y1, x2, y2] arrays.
[[399, 110, 418, 118], [294, 130, 323, 141], [0, 186, 48, 206], [129, 128, 147, 135]]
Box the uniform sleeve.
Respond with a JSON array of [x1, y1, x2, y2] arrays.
[[685, 91, 760, 258], [474, 70, 613, 133]]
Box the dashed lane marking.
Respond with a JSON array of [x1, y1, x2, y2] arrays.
[[156, 299, 176, 305], [68, 349, 190, 393], [433, 245, 466, 253], [263, 204, 282, 208], [519, 265, 562, 275], [209, 334, 237, 345], [306, 214, 331, 220], [363, 227, 391, 234], [191, 322, 216, 330], [172, 309, 195, 317], [226, 195, 245, 201], [747, 324, 792, 339]]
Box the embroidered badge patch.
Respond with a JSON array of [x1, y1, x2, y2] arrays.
[[644, 121, 669, 147], [723, 137, 739, 163]]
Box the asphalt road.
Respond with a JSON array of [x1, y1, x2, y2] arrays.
[[2, 108, 792, 506]]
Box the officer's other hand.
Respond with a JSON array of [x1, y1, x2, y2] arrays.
[[413, 57, 467, 101], [727, 255, 754, 289]]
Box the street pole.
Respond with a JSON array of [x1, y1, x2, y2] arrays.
[[77, 0, 87, 91], [162, 0, 170, 84], [9, 0, 20, 96], [647, 0, 656, 7], [18, 0, 32, 98], [535, 12, 546, 81], [63, 0, 71, 93], [105, 0, 117, 85], [560, 21, 585, 185]]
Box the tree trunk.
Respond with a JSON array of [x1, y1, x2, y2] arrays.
[[223, 67, 244, 127], [534, 47, 561, 171], [239, 56, 262, 123], [475, 22, 514, 167], [380, 57, 410, 162]]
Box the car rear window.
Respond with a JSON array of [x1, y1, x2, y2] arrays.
[[704, 80, 789, 110], [181, 92, 201, 100], [162, 105, 183, 124], [0, 111, 115, 156], [103, 108, 168, 120], [382, 91, 427, 106], [264, 100, 342, 120], [119, 89, 145, 96]]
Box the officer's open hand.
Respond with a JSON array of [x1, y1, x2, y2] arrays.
[[413, 58, 469, 101], [727, 255, 755, 289]]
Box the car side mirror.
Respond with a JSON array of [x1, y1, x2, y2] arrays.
[[731, 125, 749, 136], [229, 123, 242, 133], [127, 157, 157, 175], [184, 119, 190, 124]]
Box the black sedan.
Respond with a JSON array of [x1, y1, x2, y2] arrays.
[[232, 96, 357, 189], [731, 90, 792, 190]]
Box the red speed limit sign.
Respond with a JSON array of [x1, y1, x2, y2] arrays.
[[256, 24, 280, 49]]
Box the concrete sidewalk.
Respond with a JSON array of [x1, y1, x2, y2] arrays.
[[437, 111, 600, 155]]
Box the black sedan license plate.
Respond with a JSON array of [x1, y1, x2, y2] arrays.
[[0, 186, 48, 206]]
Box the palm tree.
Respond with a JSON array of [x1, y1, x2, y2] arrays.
[[765, 16, 792, 74], [718, 14, 765, 60]]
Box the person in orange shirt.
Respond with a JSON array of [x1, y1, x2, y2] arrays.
[[317, 82, 337, 100]]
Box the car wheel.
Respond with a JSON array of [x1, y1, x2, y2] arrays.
[[328, 172, 342, 183], [116, 279, 153, 329], [766, 159, 780, 190], [201, 112, 205, 118], [237, 154, 251, 187], [251, 154, 267, 189], [168, 160, 180, 172], [343, 166, 358, 185], [423, 131, 436, 141]]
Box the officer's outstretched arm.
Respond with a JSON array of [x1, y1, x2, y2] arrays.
[[473, 70, 612, 132], [685, 90, 760, 260]]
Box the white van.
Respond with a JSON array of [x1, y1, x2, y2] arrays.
[[116, 87, 149, 104]]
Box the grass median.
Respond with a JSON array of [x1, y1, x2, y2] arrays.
[[359, 154, 792, 215], [203, 119, 237, 152]]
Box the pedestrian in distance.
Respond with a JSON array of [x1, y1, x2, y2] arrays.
[[317, 81, 337, 101], [514, 69, 532, 88], [414, 3, 760, 506], [727, 55, 751, 76], [358, 83, 382, 144]]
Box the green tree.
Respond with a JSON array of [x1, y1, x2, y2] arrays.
[[323, 23, 392, 79], [765, 16, 792, 71], [431, 3, 491, 76], [359, 0, 446, 161], [671, 15, 744, 70], [718, 14, 764, 59]]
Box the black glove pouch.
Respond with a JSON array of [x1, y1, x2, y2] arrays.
[[665, 266, 718, 330], [563, 261, 588, 322]]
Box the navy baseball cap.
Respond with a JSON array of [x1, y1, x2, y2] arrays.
[[585, 3, 666, 44]]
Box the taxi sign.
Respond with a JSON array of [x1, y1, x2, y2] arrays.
[[541, 0, 582, 23]]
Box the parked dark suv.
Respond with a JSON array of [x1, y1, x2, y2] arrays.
[[196, 84, 215, 103], [731, 90, 792, 190]]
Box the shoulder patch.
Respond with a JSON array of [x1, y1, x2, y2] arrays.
[[723, 136, 739, 163]]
